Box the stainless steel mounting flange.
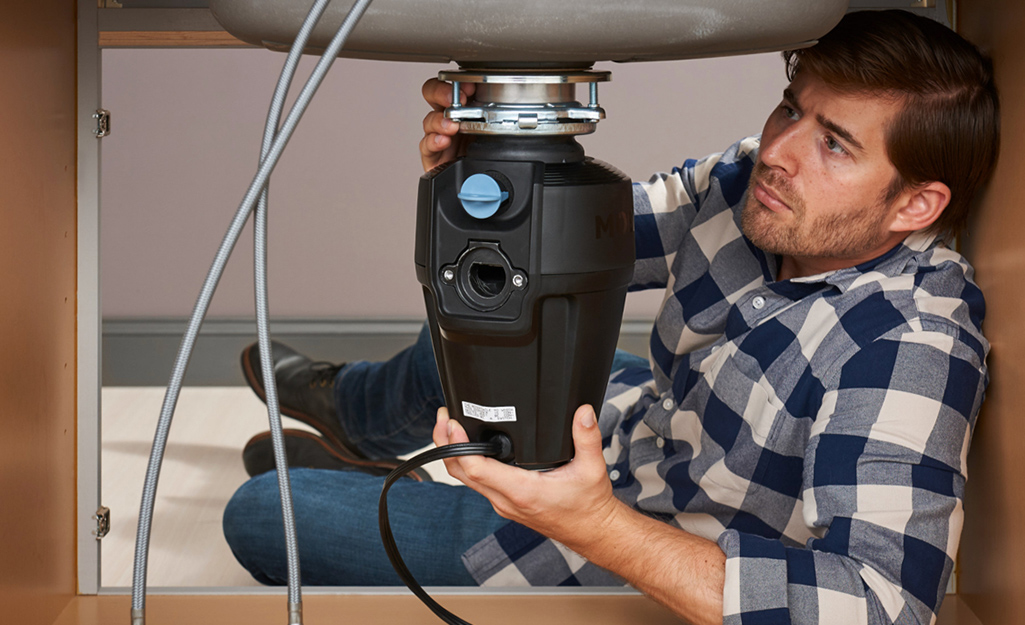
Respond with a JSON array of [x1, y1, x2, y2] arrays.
[[439, 70, 610, 136]]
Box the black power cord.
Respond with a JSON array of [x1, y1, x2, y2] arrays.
[[379, 439, 509, 625]]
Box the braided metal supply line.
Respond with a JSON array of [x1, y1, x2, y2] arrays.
[[130, 0, 373, 622]]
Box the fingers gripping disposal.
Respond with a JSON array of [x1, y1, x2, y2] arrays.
[[415, 71, 635, 469]]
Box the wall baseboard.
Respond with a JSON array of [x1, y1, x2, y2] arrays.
[[103, 318, 653, 386]]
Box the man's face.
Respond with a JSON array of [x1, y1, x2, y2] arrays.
[[742, 71, 908, 277]]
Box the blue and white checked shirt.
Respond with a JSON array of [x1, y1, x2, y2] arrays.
[[460, 137, 988, 625]]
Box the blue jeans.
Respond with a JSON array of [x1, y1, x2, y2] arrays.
[[223, 323, 647, 585], [330, 324, 448, 458], [223, 468, 508, 585]]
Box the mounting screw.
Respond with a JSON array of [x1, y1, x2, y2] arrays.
[[451, 81, 463, 109], [512, 274, 526, 289], [442, 268, 455, 283]]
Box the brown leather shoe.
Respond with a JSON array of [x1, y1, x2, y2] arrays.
[[242, 429, 432, 482]]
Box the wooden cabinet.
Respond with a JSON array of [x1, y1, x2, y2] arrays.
[[3, 1, 1021, 623]]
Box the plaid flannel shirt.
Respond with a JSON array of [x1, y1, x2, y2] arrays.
[[460, 136, 988, 625]]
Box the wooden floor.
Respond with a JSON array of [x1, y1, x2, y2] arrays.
[[100, 386, 454, 588]]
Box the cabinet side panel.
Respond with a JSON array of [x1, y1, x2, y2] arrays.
[[0, 0, 80, 620], [958, 1, 1025, 622]]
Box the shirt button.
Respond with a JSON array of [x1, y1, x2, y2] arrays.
[[752, 296, 766, 310], [662, 398, 675, 411], [656, 437, 665, 449], [609, 469, 621, 481]]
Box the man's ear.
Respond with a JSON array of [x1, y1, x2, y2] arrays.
[[888, 181, 951, 234]]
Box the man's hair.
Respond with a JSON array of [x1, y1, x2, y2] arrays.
[[783, 10, 1000, 239]]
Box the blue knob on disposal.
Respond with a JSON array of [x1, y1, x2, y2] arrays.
[[458, 173, 509, 219]]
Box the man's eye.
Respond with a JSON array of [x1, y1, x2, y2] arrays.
[[825, 136, 847, 155], [782, 105, 799, 120]]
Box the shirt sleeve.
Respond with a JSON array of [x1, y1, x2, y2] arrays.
[[630, 136, 760, 292], [717, 328, 985, 625]]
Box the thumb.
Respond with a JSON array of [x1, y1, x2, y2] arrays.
[[571, 404, 604, 464]]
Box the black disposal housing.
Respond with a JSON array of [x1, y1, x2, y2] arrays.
[[415, 136, 634, 469]]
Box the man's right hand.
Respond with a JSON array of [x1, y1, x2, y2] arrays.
[[419, 78, 476, 172]]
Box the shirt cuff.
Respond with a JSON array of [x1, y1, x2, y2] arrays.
[[718, 529, 793, 625]]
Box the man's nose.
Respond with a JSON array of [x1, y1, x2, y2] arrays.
[[760, 124, 801, 176]]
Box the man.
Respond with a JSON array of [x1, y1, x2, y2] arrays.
[[223, 10, 999, 625]]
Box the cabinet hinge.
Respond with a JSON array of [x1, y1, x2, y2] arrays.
[[92, 506, 110, 540], [93, 109, 111, 138]]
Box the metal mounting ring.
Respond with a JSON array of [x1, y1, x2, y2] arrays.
[[438, 70, 610, 84]]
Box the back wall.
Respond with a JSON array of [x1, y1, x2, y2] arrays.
[[99, 49, 788, 321]]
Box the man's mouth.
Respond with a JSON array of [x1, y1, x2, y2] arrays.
[[753, 180, 792, 214]]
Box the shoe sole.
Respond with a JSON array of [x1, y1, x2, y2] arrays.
[[241, 343, 383, 470], [246, 429, 432, 482]]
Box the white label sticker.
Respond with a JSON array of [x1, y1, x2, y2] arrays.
[[461, 401, 517, 423]]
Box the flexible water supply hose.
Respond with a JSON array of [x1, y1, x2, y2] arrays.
[[253, 0, 334, 617], [130, 1, 373, 623]]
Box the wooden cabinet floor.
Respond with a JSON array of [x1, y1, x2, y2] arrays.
[[52, 593, 678, 625], [47, 593, 980, 625]]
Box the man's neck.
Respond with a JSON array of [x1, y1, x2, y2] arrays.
[[776, 256, 848, 281], [776, 233, 909, 281]]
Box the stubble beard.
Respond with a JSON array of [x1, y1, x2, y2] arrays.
[[740, 161, 892, 261]]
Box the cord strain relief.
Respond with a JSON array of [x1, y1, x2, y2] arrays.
[[131, 608, 145, 625]]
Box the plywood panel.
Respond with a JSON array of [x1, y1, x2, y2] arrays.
[[957, 0, 1025, 622], [53, 593, 681, 625], [44, 592, 986, 625], [0, 0, 80, 622], [99, 31, 251, 47]]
